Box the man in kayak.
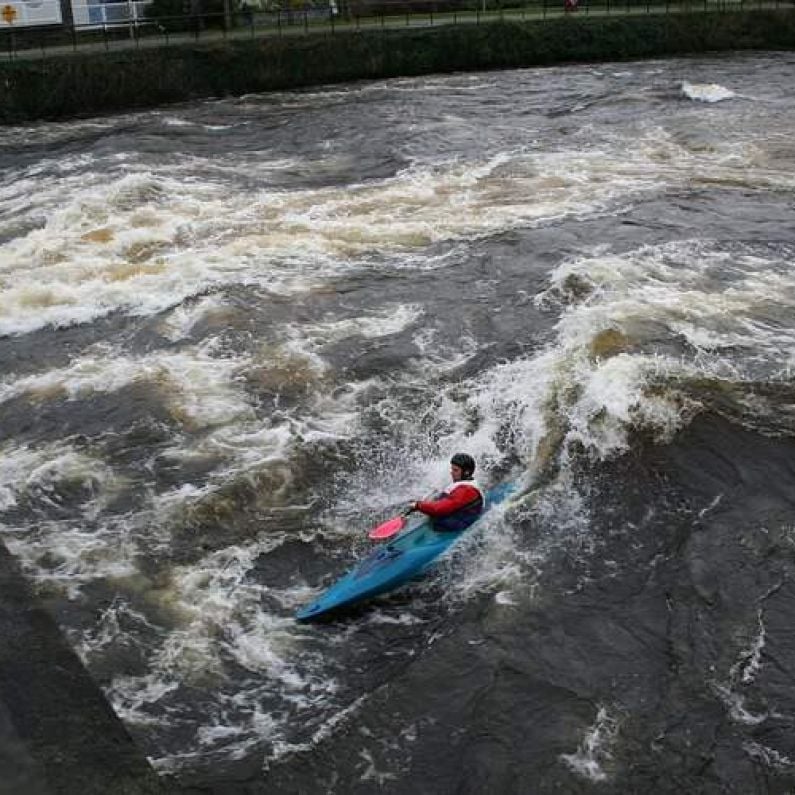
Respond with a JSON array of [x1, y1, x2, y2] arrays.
[[409, 453, 485, 532]]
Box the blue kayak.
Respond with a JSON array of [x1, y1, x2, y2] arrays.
[[295, 482, 515, 621]]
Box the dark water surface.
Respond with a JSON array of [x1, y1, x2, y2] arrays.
[[1, 52, 795, 793]]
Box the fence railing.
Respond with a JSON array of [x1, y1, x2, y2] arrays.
[[0, 0, 791, 59]]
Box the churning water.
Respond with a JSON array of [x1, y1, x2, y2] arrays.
[[1, 51, 795, 793]]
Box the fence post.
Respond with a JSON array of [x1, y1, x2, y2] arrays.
[[71, 22, 77, 52]]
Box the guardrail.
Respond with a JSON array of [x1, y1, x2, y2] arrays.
[[0, 0, 791, 59]]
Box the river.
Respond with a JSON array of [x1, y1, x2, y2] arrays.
[[1, 50, 795, 793]]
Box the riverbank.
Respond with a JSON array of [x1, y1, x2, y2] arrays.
[[0, 9, 794, 123]]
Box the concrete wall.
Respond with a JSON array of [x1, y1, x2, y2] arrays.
[[0, 542, 166, 795], [0, 10, 794, 122]]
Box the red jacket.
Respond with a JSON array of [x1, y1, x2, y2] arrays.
[[416, 482, 483, 518]]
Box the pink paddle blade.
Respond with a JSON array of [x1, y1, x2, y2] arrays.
[[368, 515, 406, 540]]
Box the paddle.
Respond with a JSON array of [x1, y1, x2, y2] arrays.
[[368, 506, 415, 541]]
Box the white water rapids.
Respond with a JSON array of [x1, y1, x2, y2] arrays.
[[1, 53, 794, 786]]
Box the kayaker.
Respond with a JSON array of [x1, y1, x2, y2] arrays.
[[409, 453, 485, 532]]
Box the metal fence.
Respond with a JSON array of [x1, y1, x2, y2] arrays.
[[0, 0, 791, 59]]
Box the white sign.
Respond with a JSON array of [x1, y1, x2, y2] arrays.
[[0, 0, 62, 26]]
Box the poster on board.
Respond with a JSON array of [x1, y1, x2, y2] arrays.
[[0, 0, 63, 26]]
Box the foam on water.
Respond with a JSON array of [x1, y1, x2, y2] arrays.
[[0, 441, 127, 524], [744, 741, 795, 770], [96, 540, 351, 767], [4, 517, 140, 599], [158, 294, 232, 342], [730, 609, 767, 686], [710, 608, 772, 727], [0, 340, 253, 427], [3, 125, 792, 337], [144, 543, 308, 679], [0, 442, 141, 595], [560, 706, 620, 782], [440, 495, 530, 606], [713, 684, 768, 726], [281, 303, 424, 375], [681, 80, 736, 103], [574, 244, 793, 366], [262, 694, 370, 771], [296, 304, 423, 349]]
